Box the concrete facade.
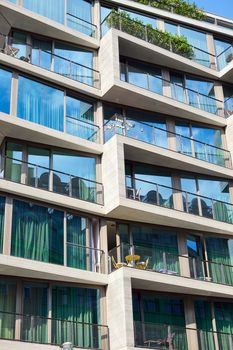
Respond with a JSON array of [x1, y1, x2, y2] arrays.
[[0, 0, 233, 350]]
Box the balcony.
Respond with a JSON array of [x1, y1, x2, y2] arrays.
[[134, 321, 233, 350], [0, 33, 100, 88], [0, 311, 109, 349], [1, 156, 104, 205], [126, 176, 233, 224], [101, 11, 215, 69], [120, 61, 224, 118], [104, 115, 232, 169], [109, 243, 233, 287]]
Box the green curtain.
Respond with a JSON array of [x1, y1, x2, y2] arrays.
[[206, 237, 233, 286], [0, 196, 5, 253], [0, 281, 16, 339], [213, 202, 232, 224], [5, 142, 23, 183], [194, 300, 215, 350], [132, 225, 180, 274], [22, 283, 48, 343], [67, 214, 87, 270], [11, 200, 64, 265], [214, 302, 233, 350], [52, 286, 100, 348], [133, 292, 187, 349]]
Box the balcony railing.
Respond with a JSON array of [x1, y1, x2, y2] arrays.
[[0, 33, 100, 88], [120, 62, 224, 117], [108, 243, 233, 286], [224, 95, 233, 118], [0, 311, 109, 349], [126, 175, 233, 224], [217, 44, 233, 70], [104, 115, 232, 168], [1, 156, 104, 205], [134, 321, 233, 350], [101, 12, 215, 69], [4, 1, 98, 38]]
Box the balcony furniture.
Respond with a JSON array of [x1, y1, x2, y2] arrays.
[[198, 276, 212, 282], [144, 332, 175, 349], [136, 257, 149, 270], [1, 45, 19, 57], [158, 268, 178, 276], [125, 254, 140, 267], [111, 256, 127, 269], [20, 55, 30, 63], [126, 186, 141, 200]]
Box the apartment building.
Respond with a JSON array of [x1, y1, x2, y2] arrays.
[[0, 0, 232, 349]]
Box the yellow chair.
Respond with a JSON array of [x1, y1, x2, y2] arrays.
[[112, 256, 126, 269], [136, 257, 149, 270]]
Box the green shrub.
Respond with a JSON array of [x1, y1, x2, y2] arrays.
[[133, 0, 206, 20], [106, 10, 194, 58]]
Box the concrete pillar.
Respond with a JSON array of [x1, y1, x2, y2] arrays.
[[11, 72, 18, 117], [100, 219, 108, 274], [2, 196, 13, 255], [157, 19, 165, 31], [166, 118, 176, 151], [177, 231, 190, 278], [95, 101, 104, 144], [206, 33, 217, 70], [107, 269, 134, 350], [214, 82, 225, 118], [15, 280, 23, 341], [211, 303, 220, 350], [172, 174, 183, 211], [93, 0, 100, 40], [162, 69, 171, 98], [184, 297, 199, 350]]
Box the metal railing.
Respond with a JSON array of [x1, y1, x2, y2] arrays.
[[101, 12, 215, 69], [216, 44, 233, 70], [0, 33, 100, 88], [224, 95, 233, 118], [108, 243, 233, 286], [126, 175, 233, 224], [2, 156, 104, 205], [0, 310, 109, 349], [104, 115, 231, 168], [66, 115, 100, 142], [134, 321, 233, 350], [121, 60, 223, 116], [66, 12, 98, 38]]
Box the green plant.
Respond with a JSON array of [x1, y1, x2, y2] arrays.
[[106, 10, 194, 58], [132, 0, 206, 20]]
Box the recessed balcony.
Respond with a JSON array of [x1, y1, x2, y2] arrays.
[[1, 156, 104, 205], [0, 33, 100, 89], [108, 242, 233, 287], [104, 114, 232, 169], [134, 321, 233, 350], [126, 175, 233, 225]]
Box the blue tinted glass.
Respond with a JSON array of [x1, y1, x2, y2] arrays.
[[32, 38, 52, 70], [215, 38, 233, 70], [123, 10, 156, 28], [165, 22, 178, 35], [0, 68, 11, 114], [180, 27, 210, 67], [23, 0, 64, 23], [186, 77, 216, 114], [17, 77, 64, 131], [67, 0, 94, 36]]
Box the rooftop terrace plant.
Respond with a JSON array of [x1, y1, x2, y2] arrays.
[[132, 0, 206, 21], [106, 10, 194, 58]]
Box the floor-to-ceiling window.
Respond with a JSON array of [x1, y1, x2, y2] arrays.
[[0, 68, 12, 114], [17, 76, 64, 131], [11, 199, 64, 265], [23, 0, 65, 24], [215, 38, 233, 70], [0, 280, 16, 340], [133, 291, 187, 349]]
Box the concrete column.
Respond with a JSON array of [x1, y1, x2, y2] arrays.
[[15, 280, 23, 341], [107, 269, 134, 350], [226, 116, 233, 163], [157, 19, 165, 31], [93, 0, 100, 40], [214, 83, 225, 118], [2, 196, 13, 255], [95, 101, 104, 144], [184, 297, 199, 350], [172, 174, 183, 211], [206, 33, 217, 70], [162, 69, 171, 98], [177, 231, 190, 278], [166, 119, 176, 151], [11, 72, 18, 117], [47, 284, 52, 344], [211, 303, 220, 350], [99, 219, 108, 274]]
